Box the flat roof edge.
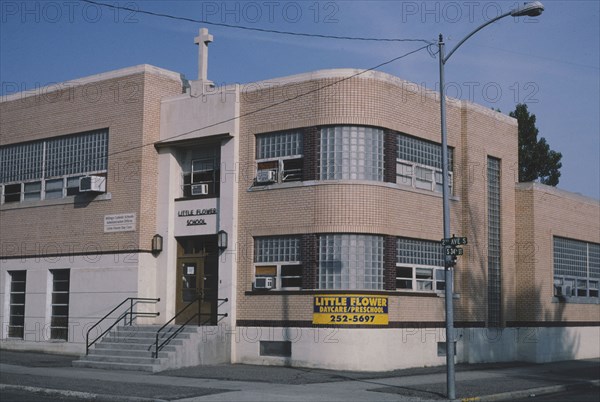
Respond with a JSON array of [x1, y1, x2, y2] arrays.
[[516, 182, 600, 204], [1, 64, 182, 103], [243, 68, 515, 125]]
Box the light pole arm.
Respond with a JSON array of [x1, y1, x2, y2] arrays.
[[443, 11, 511, 64]]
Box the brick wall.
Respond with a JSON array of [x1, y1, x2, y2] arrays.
[[235, 71, 518, 325], [0, 67, 182, 257], [302, 127, 318, 181], [457, 101, 519, 325], [515, 183, 600, 322]]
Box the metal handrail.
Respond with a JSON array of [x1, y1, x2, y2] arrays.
[[85, 297, 160, 355], [151, 295, 228, 358]]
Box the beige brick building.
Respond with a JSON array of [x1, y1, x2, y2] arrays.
[[1, 45, 598, 370], [0, 65, 183, 353]]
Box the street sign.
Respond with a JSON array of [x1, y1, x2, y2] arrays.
[[445, 247, 463, 256], [442, 236, 468, 246]]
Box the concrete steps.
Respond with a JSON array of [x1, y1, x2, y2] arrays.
[[73, 324, 196, 372]]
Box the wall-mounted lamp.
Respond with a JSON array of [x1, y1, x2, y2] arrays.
[[218, 230, 228, 250], [152, 234, 163, 255]]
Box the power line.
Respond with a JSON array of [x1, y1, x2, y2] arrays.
[[154, 45, 431, 146], [1, 45, 431, 180], [81, 0, 432, 44]]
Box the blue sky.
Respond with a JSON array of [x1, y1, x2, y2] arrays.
[[1, 0, 599, 199]]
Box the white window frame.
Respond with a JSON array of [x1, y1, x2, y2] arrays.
[[396, 264, 445, 293], [254, 236, 302, 290], [553, 236, 599, 301], [256, 154, 303, 184], [181, 156, 219, 197], [0, 130, 108, 205], [397, 158, 453, 194], [255, 131, 303, 185], [554, 275, 599, 299], [254, 262, 302, 290]]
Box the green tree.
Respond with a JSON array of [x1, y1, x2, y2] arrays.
[[510, 103, 562, 186]]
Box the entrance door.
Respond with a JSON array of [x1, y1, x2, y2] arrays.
[[175, 235, 219, 325], [175, 257, 204, 325]]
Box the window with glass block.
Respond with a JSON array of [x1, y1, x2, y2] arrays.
[[554, 236, 599, 299], [254, 236, 302, 289], [0, 129, 108, 204], [318, 234, 384, 290], [396, 237, 445, 292], [255, 131, 303, 184], [396, 133, 453, 194], [319, 126, 384, 181]]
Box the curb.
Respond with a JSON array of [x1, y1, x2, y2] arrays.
[[459, 379, 600, 402], [0, 384, 168, 402]]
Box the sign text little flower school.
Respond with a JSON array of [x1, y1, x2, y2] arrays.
[[312, 295, 389, 325]]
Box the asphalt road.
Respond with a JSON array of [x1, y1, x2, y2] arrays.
[[1, 389, 82, 402], [512, 385, 600, 402], [1, 351, 599, 402]]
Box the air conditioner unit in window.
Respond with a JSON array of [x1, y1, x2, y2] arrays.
[[254, 277, 274, 290], [79, 175, 106, 193], [256, 169, 277, 183], [554, 284, 562, 297], [555, 284, 572, 297], [563, 285, 572, 297], [191, 183, 209, 196]]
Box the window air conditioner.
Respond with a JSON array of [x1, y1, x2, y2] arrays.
[[191, 183, 209, 196], [563, 285, 572, 297], [254, 277, 274, 290], [79, 175, 106, 193], [256, 169, 277, 183], [555, 284, 572, 297]]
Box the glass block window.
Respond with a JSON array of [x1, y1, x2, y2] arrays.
[[396, 133, 453, 194], [0, 141, 44, 183], [256, 131, 302, 159], [255, 237, 300, 263], [50, 269, 70, 341], [396, 238, 445, 292], [0, 128, 108, 204], [397, 133, 453, 171], [318, 234, 384, 290], [319, 126, 384, 181], [554, 237, 600, 299], [254, 236, 302, 290], [45, 130, 108, 177], [397, 238, 445, 267], [487, 157, 502, 326]]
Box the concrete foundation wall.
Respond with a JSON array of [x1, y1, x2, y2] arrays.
[[163, 326, 232, 369], [233, 326, 600, 371]]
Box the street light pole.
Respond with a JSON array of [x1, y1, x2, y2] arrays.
[[437, 32, 456, 400], [437, 2, 544, 399]]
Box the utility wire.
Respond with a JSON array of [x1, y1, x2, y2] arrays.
[[81, 0, 432, 44], [2, 45, 431, 181], [154, 44, 430, 146]]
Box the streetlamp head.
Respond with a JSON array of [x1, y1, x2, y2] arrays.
[[511, 1, 544, 17]]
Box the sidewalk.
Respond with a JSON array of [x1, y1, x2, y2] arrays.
[[1, 350, 599, 401]]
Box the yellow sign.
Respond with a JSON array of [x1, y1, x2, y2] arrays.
[[312, 295, 389, 325]]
